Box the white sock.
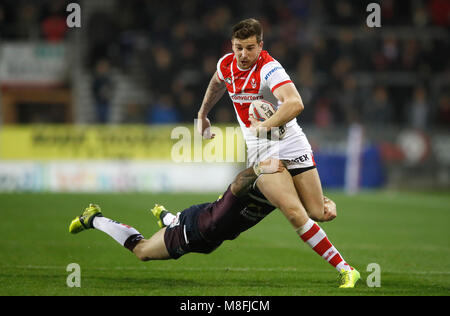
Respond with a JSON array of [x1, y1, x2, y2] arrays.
[[162, 212, 177, 226], [93, 216, 142, 248]]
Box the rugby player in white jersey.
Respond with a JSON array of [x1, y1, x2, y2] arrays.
[[197, 18, 359, 286]]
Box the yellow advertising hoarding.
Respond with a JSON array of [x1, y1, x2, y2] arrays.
[[0, 124, 246, 162]]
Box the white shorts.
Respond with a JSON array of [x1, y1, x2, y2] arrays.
[[246, 123, 316, 172]]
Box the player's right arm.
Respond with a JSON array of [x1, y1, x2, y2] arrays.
[[197, 71, 227, 139]]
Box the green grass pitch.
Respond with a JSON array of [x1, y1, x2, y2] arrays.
[[0, 190, 449, 296]]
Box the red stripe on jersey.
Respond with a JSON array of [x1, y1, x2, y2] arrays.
[[300, 223, 320, 242], [253, 106, 264, 121], [311, 154, 317, 166], [234, 102, 252, 127], [218, 51, 281, 127], [329, 253, 344, 268], [312, 237, 332, 256], [271, 80, 292, 93], [231, 64, 259, 93]]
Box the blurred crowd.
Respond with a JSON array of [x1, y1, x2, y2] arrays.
[[0, 0, 69, 42], [1, 0, 449, 129]]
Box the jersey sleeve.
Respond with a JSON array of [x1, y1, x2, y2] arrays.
[[216, 58, 224, 81], [260, 60, 292, 93], [216, 53, 232, 82]]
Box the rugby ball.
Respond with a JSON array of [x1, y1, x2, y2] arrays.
[[248, 100, 286, 140], [249, 100, 276, 122]]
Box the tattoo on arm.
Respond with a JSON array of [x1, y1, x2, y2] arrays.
[[230, 167, 258, 197], [198, 72, 226, 117]]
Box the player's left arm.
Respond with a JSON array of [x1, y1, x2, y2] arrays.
[[231, 159, 285, 197], [252, 83, 304, 130]]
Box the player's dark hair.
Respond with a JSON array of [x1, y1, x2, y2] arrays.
[[231, 18, 263, 43]]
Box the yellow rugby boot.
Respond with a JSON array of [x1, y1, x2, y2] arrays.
[[338, 267, 361, 288], [150, 204, 169, 228], [69, 203, 103, 234]]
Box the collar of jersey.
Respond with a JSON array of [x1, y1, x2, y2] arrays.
[[235, 54, 262, 71]]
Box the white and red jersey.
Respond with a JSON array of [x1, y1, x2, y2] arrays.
[[217, 50, 292, 128], [216, 50, 313, 168]]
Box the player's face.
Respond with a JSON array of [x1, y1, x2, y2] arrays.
[[232, 36, 263, 69]]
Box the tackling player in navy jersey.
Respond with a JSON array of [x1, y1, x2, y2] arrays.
[[69, 159, 284, 261], [69, 158, 359, 288]]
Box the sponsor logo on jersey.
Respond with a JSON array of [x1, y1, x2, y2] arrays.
[[291, 154, 310, 163], [230, 94, 264, 102], [264, 66, 283, 80], [240, 204, 266, 221]]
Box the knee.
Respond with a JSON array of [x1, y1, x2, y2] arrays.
[[135, 251, 150, 262], [132, 241, 151, 262]]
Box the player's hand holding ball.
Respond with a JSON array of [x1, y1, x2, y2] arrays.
[[248, 100, 286, 140]]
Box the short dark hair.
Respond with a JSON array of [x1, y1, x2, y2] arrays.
[[231, 18, 263, 43]]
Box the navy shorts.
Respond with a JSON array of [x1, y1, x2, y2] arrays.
[[164, 203, 222, 259]]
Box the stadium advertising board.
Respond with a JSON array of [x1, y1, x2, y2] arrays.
[[0, 160, 237, 192], [0, 124, 244, 192], [0, 43, 68, 85], [0, 124, 246, 162]]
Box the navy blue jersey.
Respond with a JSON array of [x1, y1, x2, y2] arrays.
[[164, 184, 276, 259], [196, 185, 276, 243]]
